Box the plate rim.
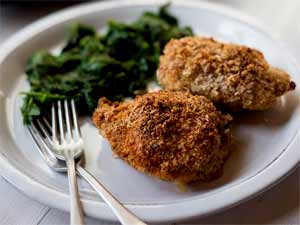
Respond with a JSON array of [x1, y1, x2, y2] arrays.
[[0, 0, 300, 222]]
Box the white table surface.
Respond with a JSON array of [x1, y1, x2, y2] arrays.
[[0, 0, 299, 224]]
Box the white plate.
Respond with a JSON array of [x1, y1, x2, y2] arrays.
[[0, 0, 299, 223]]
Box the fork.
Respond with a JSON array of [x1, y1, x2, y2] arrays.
[[28, 99, 147, 225], [37, 100, 85, 225]]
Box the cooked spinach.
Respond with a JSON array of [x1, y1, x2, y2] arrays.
[[22, 4, 193, 124]]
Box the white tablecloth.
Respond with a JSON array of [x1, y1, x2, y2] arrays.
[[0, 0, 299, 224]]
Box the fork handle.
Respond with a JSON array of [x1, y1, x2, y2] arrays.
[[77, 166, 147, 225], [65, 154, 85, 225]]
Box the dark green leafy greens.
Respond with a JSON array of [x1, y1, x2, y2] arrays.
[[22, 4, 193, 124]]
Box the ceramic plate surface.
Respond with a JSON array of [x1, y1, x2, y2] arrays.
[[0, 0, 299, 223]]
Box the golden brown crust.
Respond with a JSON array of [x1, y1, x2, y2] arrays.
[[157, 37, 296, 111], [93, 91, 232, 183]]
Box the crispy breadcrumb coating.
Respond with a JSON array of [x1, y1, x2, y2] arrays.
[[157, 37, 296, 111], [93, 91, 232, 183]]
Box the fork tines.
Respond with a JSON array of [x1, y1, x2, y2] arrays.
[[30, 99, 82, 148]]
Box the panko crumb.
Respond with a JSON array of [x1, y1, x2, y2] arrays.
[[157, 36, 296, 111], [176, 181, 188, 192], [93, 91, 232, 183]]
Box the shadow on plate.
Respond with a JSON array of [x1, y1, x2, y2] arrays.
[[233, 92, 299, 127], [190, 92, 299, 191], [189, 128, 248, 191]]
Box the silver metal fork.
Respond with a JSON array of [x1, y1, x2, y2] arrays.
[[35, 100, 84, 225], [28, 99, 147, 225]]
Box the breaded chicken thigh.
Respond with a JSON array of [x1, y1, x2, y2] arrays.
[[157, 37, 296, 111], [93, 91, 232, 183]]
